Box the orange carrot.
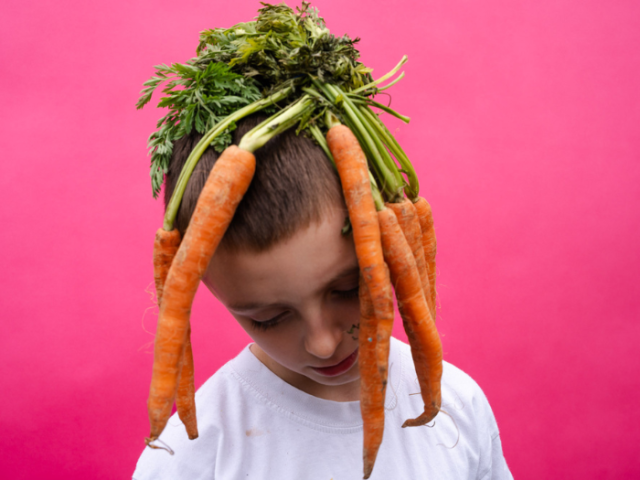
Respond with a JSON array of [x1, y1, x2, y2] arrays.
[[373, 261, 393, 386], [413, 197, 437, 322], [153, 229, 199, 440], [147, 145, 256, 444], [175, 325, 198, 439], [326, 125, 394, 385], [387, 200, 433, 320], [153, 228, 181, 306], [378, 207, 443, 428], [358, 275, 385, 479]]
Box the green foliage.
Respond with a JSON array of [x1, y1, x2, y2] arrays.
[[196, 2, 372, 94], [138, 61, 260, 197], [137, 2, 375, 198]]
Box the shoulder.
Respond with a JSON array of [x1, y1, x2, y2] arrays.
[[443, 360, 493, 415], [393, 337, 494, 422], [391, 338, 513, 479], [133, 346, 252, 480]]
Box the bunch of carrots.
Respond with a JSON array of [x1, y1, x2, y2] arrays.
[[139, 3, 442, 478]]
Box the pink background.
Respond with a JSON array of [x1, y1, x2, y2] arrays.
[[2, 0, 639, 478]]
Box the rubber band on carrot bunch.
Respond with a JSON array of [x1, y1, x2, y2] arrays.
[[137, 3, 442, 478]]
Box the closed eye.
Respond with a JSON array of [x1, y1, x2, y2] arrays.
[[250, 312, 288, 331], [333, 287, 359, 299]]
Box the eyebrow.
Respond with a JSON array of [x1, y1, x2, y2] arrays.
[[227, 263, 360, 312]]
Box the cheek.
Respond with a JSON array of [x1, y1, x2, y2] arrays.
[[331, 299, 361, 327], [251, 328, 310, 373], [235, 317, 302, 358]]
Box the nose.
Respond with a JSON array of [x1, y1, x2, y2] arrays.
[[303, 306, 343, 360]]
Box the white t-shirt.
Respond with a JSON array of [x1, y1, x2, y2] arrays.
[[134, 337, 512, 479]]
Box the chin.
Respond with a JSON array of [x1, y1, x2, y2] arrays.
[[308, 367, 360, 386]]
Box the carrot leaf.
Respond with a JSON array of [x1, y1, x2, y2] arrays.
[[139, 1, 419, 205]]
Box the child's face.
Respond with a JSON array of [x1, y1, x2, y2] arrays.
[[203, 207, 361, 401]]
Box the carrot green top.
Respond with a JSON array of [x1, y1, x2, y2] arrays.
[[137, 2, 420, 230]]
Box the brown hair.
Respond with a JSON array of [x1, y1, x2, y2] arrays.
[[164, 115, 345, 252]]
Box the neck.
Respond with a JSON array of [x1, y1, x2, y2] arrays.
[[249, 344, 361, 402]]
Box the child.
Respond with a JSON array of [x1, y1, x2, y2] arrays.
[[132, 116, 513, 479]]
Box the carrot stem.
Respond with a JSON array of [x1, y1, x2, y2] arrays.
[[334, 85, 404, 200], [309, 124, 335, 166], [348, 96, 411, 124], [350, 102, 406, 197], [358, 106, 419, 199], [320, 82, 402, 202], [325, 109, 341, 129], [374, 71, 405, 92], [369, 175, 385, 212], [350, 55, 408, 94], [163, 86, 292, 231], [238, 95, 314, 152]]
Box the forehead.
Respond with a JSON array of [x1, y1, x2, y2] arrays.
[[204, 208, 358, 307]]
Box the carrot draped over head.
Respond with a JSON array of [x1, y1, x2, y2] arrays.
[[387, 200, 433, 320], [327, 125, 395, 386], [358, 276, 385, 479], [413, 197, 437, 322], [153, 229, 181, 306], [377, 207, 443, 427], [175, 326, 198, 440], [147, 146, 255, 444], [152, 228, 198, 441]]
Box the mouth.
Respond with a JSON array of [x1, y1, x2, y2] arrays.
[[310, 349, 359, 377]]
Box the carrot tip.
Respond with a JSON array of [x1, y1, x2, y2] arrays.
[[401, 410, 438, 428], [145, 437, 175, 455]]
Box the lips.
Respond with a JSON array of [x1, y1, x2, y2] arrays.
[[311, 349, 359, 377]]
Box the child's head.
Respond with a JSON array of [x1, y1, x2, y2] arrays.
[[164, 116, 362, 401], [165, 115, 344, 252]]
